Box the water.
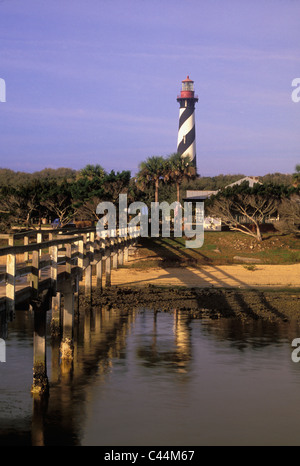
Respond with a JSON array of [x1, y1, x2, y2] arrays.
[[1, 306, 300, 446]]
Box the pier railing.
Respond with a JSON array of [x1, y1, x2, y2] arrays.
[[0, 225, 140, 396], [0, 226, 140, 313]]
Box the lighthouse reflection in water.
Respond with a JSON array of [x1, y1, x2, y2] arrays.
[[1, 307, 300, 446]]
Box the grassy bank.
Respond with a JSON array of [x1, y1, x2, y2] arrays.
[[127, 232, 300, 268]]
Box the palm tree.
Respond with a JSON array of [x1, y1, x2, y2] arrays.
[[136, 156, 166, 202], [77, 164, 106, 181], [165, 153, 196, 202]]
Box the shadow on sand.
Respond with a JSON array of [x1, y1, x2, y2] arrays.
[[96, 237, 298, 323]]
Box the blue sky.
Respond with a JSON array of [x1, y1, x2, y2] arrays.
[[0, 0, 299, 176]]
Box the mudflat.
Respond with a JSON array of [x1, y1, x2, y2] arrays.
[[82, 263, 300, 323]]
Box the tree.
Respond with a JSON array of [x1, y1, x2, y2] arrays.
[[0, 186, 21, 231], [71, 176, 104, 204], [0, 180, 49, 229], [164, 153, 196, 202], [136, 156, 166, 202], [73, 171, 131, 222], [32, 167, 77, 183], [292, 164, 300, 187], [102, 170, 131, 203], [77, 164, 106, 181], [74, 196, 103, 223], [206, 182, 288, 242], [277, 193, 300, 235], [260, 172, 293, 186], [41, 181, 75, 226], [71, 164, 107, 208]]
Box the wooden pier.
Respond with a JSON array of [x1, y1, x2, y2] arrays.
[[0, 226, 140, 394]]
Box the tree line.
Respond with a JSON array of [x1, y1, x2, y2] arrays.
[[0, 165, 132, 231], [0, 154, 198, 230], [135, 157, 300, 242], [205, 180, 300, 241], [0, 158, 299, 240], [0, 165, 295, 190]]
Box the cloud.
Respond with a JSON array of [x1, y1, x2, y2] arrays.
[[3, 104, 176, 138], [120, 43, 300, 64]]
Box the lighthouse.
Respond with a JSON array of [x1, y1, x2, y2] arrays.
[[177, 76, 198, 167]]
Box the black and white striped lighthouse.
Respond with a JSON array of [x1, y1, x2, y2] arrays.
[[177, 76, 198, 167]]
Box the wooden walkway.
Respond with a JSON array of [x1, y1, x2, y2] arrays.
[[0, 226, 140, 395], [0, 226, 140, 313]]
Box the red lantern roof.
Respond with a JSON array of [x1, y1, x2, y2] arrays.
[[182, 75, 193, 82]]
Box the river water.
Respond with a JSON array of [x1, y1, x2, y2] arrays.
[[1, 305, 300, 446]]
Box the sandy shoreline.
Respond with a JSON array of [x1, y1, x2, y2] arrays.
[[107, 264, 300, 289]]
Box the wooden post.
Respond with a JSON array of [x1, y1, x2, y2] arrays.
[[24, 236, 29, 262], [61, 289, 74, 361], [31, 250, 39, 299], [100, 238, 105, 258], [124, 245, 129, 262], [85, 264, 92, 297], [112, 238, 118, 269], [6, 253, 16, 313], [31, 304, 49, 395], [105, 250, 111, 287], [51, 292, 61, 336], [36, 232, 43, 280], [37, 232, 42, 257], [83, 233, 87, 258], [65, 243, 72, 277], [90, 231, 95, 259], [96, 259, 103, 289], [51, 244, 58, 294], [74, 275, 80, 317], [78, 238, 84, 270], [95, 236, 101, 254], [118, 238, 124, 266], [63, 292, 74, 341], [48, 232, 53, 259], [112, 251, 118, 268]]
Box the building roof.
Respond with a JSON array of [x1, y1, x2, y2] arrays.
[[185, 190, 217, 200], [185, 177, 262, 201], [225, 176, 262, 188]]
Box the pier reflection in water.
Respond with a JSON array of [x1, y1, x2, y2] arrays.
[[1, 305, 300, 445]]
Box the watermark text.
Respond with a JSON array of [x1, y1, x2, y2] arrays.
[[291, 338, 300, 362], [96, 194, 204, 249], [291, 78, 300, 103], [0, 78, 6, 102], [0, 338, 6, 362]]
